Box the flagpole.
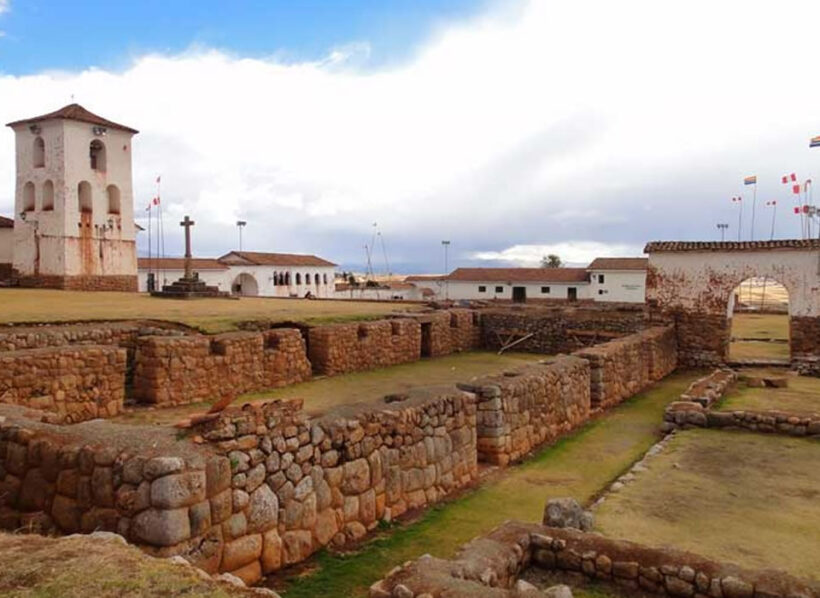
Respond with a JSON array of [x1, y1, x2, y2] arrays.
[[750, 183, 756, 241], [737, 198, 743, 241], [770, 202, 777, 240], [147, 203, 152, 291]]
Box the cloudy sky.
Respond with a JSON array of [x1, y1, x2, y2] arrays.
[[1, 0, 819, 273]]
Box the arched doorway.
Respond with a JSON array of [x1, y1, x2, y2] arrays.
[[728, 277, 790, 362], [232, 273, 259, 297]]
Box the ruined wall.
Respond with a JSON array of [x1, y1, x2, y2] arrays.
[[418, 309, 482, 357], [573, 326, 677, 410], [646, 241, 820, 368], [481, 307, 646, 354], [16, 274, 138, 292], [0, 345, 126, 422], [307, 319, 421, 376], [790, 316, 820, 375], [0, 385, 478, 586], [461, 356, 591, 465], [0, 321, 184, 353], [132, 329, 312, 405], [370, 522, 819, 598]]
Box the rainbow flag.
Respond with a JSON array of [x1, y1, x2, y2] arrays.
[[810, 135, 820, 148], [744, 175, 757, 185]]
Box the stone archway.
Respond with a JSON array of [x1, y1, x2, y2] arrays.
[[645, 240, 820, 373], [231, 272, 259, 297]]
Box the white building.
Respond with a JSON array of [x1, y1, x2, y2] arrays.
[[138, 251, 337, 298], [0, 216, 12, 277], [586, 257, 648, 303], [5, 104, 138, 290], [403, 259, 648, 304]]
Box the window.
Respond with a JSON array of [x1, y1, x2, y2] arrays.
[[295, 273, 302, 285], [495, 286, 503, 293], [271, 271, 277, 286], [541, 286, 550, 294], [42, 180, 54, 211], [78, 181, 92, 213], [23, 182, 35, 212], [33, 137, 45, 168], [323, 273, 328, 284], [598, 289, 608, 295], [478, 285, 486, 293], [314, 273, 320, 285], [285, 272, 291, 285], [89, 140, 106, 171], [598, 274, 605, 284], [106, 185, 120, 214], [305, 272, 310, 285]]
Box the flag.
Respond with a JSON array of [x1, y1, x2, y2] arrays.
[[781, 175, 788, 184], [790, 173, 797, 182], [744, 176, 757, 185], [811, 136, 820, 148], [792, 184, 801, 195], [803, 205, 810, 213], [794, 207, 800, 214], [153, 197, 160, 206]]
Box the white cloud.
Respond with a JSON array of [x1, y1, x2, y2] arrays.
[[472, 242, 645, 267], [2, 0, 820, 270], [0, 0, 8, 15]]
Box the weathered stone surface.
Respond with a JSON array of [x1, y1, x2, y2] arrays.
[[543, 497, 594, 531], [132, 507, 191, 546], [247, 484, 279, 533], [150, 471, 206, 509], [222, 534, 263, 571], [261, 529, 283, 574]]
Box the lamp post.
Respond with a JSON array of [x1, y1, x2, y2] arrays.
[[236, 220, 247, 251], [441, 240, 450, 301], [716, 223, 729, 241]]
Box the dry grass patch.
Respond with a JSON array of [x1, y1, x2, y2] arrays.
[[730, 313, 790, 361], [115, 351, 547, 425], [0, 532, 255, 597], [718, 369, 820, 415], [0, 288, 420, 332], [594, 428, 820, 580]]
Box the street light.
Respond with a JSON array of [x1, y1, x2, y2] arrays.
[[236, 220, 247, 251], [716, 223, 729, 241], [441, 240, 451, 301]]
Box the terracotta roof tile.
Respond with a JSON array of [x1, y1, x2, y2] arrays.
[[6, 103, 139, 134], [137, 257, 228, 271], [445, 267, 589, 283], [219, 251, 336, 267], [587, 257, 648, 270], [0, 216, 13, 228], [404, 275, 444, 282], [644, 239, 820, 252]]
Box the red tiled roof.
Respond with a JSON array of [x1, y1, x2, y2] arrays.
[[587, 257, 648, 270], [137, 257, 228, 271], [218, 251, 337, 267], [404, 275, 444, 282], [0, 216, 13, 228], [644, 239, 820, 253], [445, 267, 589, 283], [6, 103, 139, 134]]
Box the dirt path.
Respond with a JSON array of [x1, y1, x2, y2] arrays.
[[271, 371, 699, 597]]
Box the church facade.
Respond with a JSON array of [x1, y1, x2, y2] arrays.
[[5, 104, 139, 291]]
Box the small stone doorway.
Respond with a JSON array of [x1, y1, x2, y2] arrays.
[[512, 287, 527, 302], [420, 322, 433, 357], [568, 287, 578, 302]]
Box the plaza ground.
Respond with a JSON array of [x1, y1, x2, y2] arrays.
[[729, 312, 790, 361], [114, 351, 547, 425], [595, 428, 820, 580], [719, 368, 820, 415], [271, 371, 699, 597], [0, 288, 421, 332]]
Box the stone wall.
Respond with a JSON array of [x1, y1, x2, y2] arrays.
[[481, 307, 646, 355], [0, 320, 184, 353], [415, 309, 482, 357], [370, 521, 819, 598], [132, 329, 312, 405], [573, 326, 677, 410], [460, 356, 591, 465], [307, 319, 421, 376], [663, 401, 820, 437], [678, 369, 737, 408], [16, 274, 139, 292], [791, 316, 820, 375], [0, 345, 126, 422]]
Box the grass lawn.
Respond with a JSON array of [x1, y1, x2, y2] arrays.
[[0, 533, 251, 598], [594, 428, 820, 580], [0, 289, 421, 332], [718, 369, 820, 415], [728, 340, 790, 361], [270, 371, 699, 597], [729, 313, 789, 361], [115, 351, 548, 425]]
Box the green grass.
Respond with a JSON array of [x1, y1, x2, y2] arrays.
[[0, 288, 421, 332], [729, 340, 790, 361], [114, 351, 547, 425], [718, 369, 820, 415], [269, 371, 698, 597], [730, 313, 789, 341], [595, 428, 820, 580]]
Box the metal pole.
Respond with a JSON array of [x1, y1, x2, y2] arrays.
[[236, 221, 247, 251], [442, 240, 450, 300]]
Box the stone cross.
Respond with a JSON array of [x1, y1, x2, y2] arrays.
[[180, 215, 195, 280]]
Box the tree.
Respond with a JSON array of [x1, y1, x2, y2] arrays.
[[541, 254, 562, 268]]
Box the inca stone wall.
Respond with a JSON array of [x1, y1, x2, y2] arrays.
[[132, 329, 312, 406], [0, 385, 478, 585], [460, 356, 591, 465], [370, 521, 818, 598], [0, 345, 126, 422], [481, 306, 646, 355], [573, 326, 677, 410], [790, 316, 820, 375], [307, 319, 421, 376]]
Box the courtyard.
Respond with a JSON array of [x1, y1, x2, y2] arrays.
[[0, 288, 421, 332]]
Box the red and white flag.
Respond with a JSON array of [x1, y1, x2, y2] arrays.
[[790, 173, 797, 182], [792, 184, 801, 195]]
